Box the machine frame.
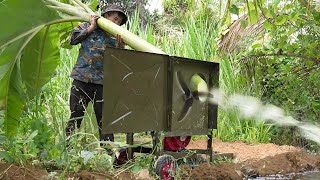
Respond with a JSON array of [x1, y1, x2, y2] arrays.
[[102, 47, 219, 162]]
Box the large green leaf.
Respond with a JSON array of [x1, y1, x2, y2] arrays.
[[0, 0, 60, 100], [0, 44, 23, 100], [3, 25, 61, 137], [0, 38, 27, 100], [0, 0, 59, 46], [4, 64, 25, 138], [21, 26, 60, 98], [58, 22, 78, 49], [0, 0, 61, 137]]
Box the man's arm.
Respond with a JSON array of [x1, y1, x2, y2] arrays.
[[70, 15, 100, 45]]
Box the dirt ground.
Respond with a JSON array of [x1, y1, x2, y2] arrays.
[[182, 139, 320, 180], [187, 138, 301, 162], [1, 139, 319, 180]]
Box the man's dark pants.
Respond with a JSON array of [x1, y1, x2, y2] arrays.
[[66, 79, 114, 142]]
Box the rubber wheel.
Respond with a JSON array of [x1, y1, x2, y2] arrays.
[[155, 155, 177, 180], [114, 148, 128, 166], [163, 136, 191, 151]]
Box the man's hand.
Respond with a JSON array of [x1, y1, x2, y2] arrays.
[[88, 14, 100, 33], [116, 34, 125, 48]]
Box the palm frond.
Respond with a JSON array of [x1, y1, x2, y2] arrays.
[[218, 15, 265, 54]]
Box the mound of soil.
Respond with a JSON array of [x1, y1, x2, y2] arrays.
[[0, 139, 319, 180], [0, 164, 48, 180], [182, 151, 320, 179], [241, 151, 320, 177], [0, 163, 131, 180], [182, 139, 320, 179], [181, 163, 242, 179]]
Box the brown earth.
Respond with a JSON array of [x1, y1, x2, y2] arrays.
[[1, 139, 319, 180], [0, 163, 135, 180], [181, 139, 320, 180], [0, 164, 48, 180], [182, 151, 320, 180], [187, 138, 301, 162]]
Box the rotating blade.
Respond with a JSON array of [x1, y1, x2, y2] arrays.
[[177, 97, 193, 122], [193, 91, 214, 100], [176, 71, 191, 96]]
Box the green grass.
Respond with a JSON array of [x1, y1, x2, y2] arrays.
[[216, 57, 273, 143]]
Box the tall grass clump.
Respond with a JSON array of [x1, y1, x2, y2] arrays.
[[216, 56, 273, 143], [161, 17, 218, 61]]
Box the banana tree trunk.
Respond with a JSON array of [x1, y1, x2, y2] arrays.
[[44, 0, 165, 54], [97, 18, 165, 54]]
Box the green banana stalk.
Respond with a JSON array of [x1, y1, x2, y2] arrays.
[[44, 0, 165, 54]]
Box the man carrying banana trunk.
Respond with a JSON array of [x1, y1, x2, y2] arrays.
[[66, 4, 128, 147]]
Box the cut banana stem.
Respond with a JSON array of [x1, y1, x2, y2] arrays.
[[190, 74, 209, 102]]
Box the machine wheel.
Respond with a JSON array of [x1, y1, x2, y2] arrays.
[[155, 155, 177, 180], [114, 148, 128, 166], [164, 136, 191, 151]]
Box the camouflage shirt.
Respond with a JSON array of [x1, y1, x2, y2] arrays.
[[69, 22, 119, 85]]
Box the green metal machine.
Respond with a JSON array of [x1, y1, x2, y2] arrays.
[[102, 47, 219, 179]]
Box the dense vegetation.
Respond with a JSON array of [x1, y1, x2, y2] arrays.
[[0, 0, 319, 176]]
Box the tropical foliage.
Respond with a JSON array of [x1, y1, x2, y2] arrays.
[[0, 0, 319, 175]]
